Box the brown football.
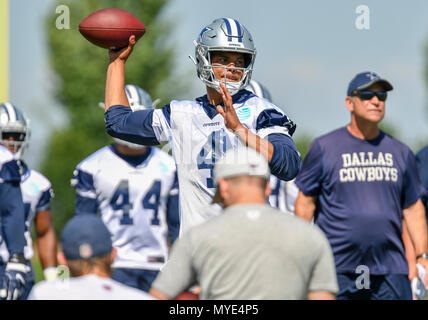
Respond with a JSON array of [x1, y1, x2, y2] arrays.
[[79, 8, 145, 50], [175, 291, 200, 300]]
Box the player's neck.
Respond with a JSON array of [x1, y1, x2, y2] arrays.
[[206, 86, 223, 106], [114, 144, 148, 156], [346, 118, 380, 140], [224, 194, 267, 208], [88, 268, 110, 278]]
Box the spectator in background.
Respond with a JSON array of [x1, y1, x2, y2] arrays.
[[295, 71, 428, 300]]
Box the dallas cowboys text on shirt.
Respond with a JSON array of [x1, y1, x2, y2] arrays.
[[339, 152, 398, 182]]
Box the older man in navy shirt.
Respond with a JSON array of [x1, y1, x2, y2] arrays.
[[295, 71, 428, 300]]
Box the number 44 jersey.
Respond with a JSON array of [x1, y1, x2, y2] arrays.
[[71, 145, 179, 271]]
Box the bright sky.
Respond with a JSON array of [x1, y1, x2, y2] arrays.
[[9, 0, 428, 168]]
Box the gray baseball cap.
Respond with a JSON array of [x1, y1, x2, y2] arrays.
[[212, 147, 270, 203]]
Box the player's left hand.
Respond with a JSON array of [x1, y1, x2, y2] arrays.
[[216, 82, 244, 133]]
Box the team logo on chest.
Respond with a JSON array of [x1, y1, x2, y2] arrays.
[[339, 151, 398, 182], [236, 107, 251, 121]]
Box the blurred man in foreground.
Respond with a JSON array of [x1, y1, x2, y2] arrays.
[[28, 215, 155, 300], [149, 147, 338, 300]]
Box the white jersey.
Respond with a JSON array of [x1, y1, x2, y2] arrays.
[[0, 160, 53, 262], [21, 166, 54, 260], [151, 93, 293, 234], [268, 176, 298, 215], [28, 274, 156, 300], [71, 146, 178, 271]]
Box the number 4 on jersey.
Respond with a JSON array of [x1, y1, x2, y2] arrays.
[[110, 180, 133, 225], [110, 179, 162, 226]]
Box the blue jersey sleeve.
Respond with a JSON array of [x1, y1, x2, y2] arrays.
[[71, 169, 99, 215], [72, 169, 95, 191], [416, 146, 428, 210], [166, 172, 180, 244], [402, 148, 425, 209], [36, 189, 53, 212], [256, 109, 297, 136], [0, 181, 26, 256], [0, 159, 21, 183], [295, 139, 324, 197], [105, 105, 160, 146], [266, 133, 301, 181]]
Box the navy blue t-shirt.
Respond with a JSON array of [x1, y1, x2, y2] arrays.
[[295, 127, 424, 275], [416, 145, 428, 211]]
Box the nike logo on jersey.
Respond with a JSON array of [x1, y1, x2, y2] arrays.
[[203, 122, 220, 127]]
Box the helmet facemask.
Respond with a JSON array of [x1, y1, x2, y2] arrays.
[[0, 103, 31, 159], [192, 18, 256, 96]]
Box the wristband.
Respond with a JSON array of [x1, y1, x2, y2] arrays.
[[416, 253, 428, 260], [43, 267, 58, 281]]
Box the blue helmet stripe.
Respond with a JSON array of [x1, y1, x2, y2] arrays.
[[234, 19, 242, 43], [11, 104, 23, 122], [0, 104, 10, 121], [222, 18, 232, 42], [135, 86, 143, 105]]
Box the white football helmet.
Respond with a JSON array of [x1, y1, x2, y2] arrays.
[[115, 85, 156, 149], [0, 102, 31, 159], [191, 18, 257, 96], [246, 80, 273, 103]]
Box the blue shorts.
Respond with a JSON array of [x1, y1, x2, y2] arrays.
[[337, 273, 412, 300], [111, 268, 159, 293]]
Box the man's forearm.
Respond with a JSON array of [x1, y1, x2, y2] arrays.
[[37, 229, 57, 269], [234, 126, 273, 162], [402, 219, 417, 280], [295, 191, 316, 222], [35, 210, 57, 269], [403, 200, 428, 256], [105, 60, 129, 111]]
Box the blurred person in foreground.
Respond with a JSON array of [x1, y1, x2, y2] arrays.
[[149, 147, 338, 300], [28, 215, 155, 300]]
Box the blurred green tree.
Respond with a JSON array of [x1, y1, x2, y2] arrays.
[[42, 0, 186, 235]]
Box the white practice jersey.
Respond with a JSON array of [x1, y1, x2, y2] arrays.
[[0, 161, 53, 262], [268, 176, 298, 215], [71, 146, 178, 271], [151, 93, 293, 234], [28, 274, 156, 300]]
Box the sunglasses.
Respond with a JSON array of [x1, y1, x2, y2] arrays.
[[352, 91, 388, 102]]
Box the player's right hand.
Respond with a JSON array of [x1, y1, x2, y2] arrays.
[[109, 35, 136, 63]]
